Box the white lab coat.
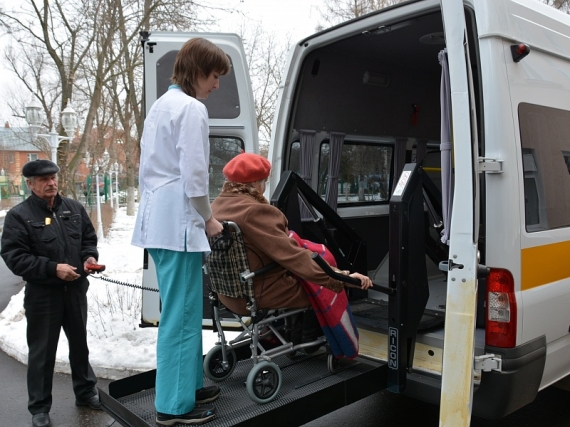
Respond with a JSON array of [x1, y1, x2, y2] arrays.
[[132, 87, 211, 252]]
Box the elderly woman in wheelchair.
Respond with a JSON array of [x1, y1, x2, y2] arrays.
[[204, 153, 372, 404]]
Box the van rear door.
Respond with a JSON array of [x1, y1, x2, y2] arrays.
[[139, 32, 258, 326], [439, 0, 481, 425]]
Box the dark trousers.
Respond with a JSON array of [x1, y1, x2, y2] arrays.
[[24, 280, 97, 414]]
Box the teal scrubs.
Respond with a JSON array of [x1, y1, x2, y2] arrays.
[[148, 249, 204, 415]]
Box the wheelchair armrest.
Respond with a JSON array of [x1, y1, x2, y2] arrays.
[[240, 262, 279, 282]]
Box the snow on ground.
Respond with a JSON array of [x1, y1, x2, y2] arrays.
[[0, 205, 230, 380]]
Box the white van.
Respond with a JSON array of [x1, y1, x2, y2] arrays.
[[131, 1, 570, 425], [138, 32, 259, 326], [267, 0, 570, 423]]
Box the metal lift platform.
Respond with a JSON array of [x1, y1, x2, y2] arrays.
[[100, 351, 387, 427]]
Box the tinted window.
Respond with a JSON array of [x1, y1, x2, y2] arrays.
[[155, 51, 240, 119], [519, 103, 570, 231], [319, 142, 392, 205], [209, 137, 244, 200]]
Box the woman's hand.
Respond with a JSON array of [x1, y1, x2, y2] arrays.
[[205, 217, 223, 238], [349, 272, 373, 290]]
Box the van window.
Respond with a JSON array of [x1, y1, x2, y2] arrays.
[[155, 52, 240, 120], [519, 103, 570, 232], [209, 136, 244, 201], [319, 142, 392, 205]]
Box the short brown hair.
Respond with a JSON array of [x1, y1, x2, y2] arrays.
[[171, 38, 231, 98]]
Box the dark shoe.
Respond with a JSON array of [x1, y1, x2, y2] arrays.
[[156, 405, 216, 425], [301, 310, 324, 354], [32, 413, 51, 427], [301, 310, 322, 340], [75, 391, 102, 410], [289, 313, 304, 345], [196, 386, 220, 404]]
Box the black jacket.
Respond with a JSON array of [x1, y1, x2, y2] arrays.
[[1, 192, 98, 286]]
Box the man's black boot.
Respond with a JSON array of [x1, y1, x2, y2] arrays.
[[32, 412, 51, 427]]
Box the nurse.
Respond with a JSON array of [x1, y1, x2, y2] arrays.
[[131, 38, 228, 426]]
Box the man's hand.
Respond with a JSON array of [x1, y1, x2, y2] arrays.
[[83, 256, 99, 274], [56, 264, 81, 281], [205, 217, 223, 238]]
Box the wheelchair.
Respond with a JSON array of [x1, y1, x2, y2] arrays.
[[202, 221, 342, 404]]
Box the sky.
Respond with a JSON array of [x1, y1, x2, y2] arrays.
[[0, 205, 239, 379], [218, 0, 323, 39], [0, 0, 324, 127]]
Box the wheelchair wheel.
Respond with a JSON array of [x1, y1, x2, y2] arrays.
[[327, 353, 340, 373], [203, 344, 237, 382], [246, 361, 282, 404]]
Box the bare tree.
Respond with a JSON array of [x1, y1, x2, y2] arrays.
[[0, 0, 101, 195], [101, 0, 222, 215], [543, 0, 570, 12], [239, 23, 290, 153], [1, 0, 232, 213]]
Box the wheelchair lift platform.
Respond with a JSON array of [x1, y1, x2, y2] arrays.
[[100, 351, 387, 427]]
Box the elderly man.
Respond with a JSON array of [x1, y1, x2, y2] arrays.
[[1, 159, 102, 427]]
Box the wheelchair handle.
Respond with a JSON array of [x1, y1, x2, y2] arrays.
[[222, 220, 241, 234]]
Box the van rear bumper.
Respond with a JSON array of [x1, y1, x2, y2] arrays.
[[404, 335, 546, 419], [473, 335, 546, 419]]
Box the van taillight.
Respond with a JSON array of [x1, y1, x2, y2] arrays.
[[485, 268, 517, 348]]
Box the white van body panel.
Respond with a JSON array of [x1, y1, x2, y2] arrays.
[[140, 32, 258, 326], [268, 0, 570, 421], [476, 0, 570, 61], [501, 6, 570, 386]]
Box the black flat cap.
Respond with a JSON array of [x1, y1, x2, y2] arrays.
[[22, 159, 60, 178]]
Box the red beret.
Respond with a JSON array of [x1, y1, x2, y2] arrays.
[[223, 153, 271, 183]]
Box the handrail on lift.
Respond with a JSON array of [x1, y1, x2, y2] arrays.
[[311, 253, 396, 296]]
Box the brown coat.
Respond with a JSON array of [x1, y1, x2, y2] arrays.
[[211, 189, 345, 315]]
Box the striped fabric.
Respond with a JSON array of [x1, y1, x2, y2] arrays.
[[289, 231, 360, 359]]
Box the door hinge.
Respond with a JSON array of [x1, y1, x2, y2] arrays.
[[478, 157, 503, 174], [474, 354, 502, 372]]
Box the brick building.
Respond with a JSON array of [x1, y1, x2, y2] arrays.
[[0, 123, 50, 199]]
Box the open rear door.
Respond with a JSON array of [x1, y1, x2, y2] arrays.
[[439, 1, 480, 425], [139, 32, 258, 327]]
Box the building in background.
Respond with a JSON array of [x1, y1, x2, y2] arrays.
[[0, 122, 50, 203]]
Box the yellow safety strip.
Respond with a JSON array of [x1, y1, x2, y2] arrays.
[[521, 241, 570, 290]]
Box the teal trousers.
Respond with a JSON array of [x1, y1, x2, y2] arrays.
[[148, 249, 204, 415]]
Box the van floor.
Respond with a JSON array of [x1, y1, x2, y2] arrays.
[[352, 275, 447, 331], [352, 276, 486, 353], [350, 299, 445, 331]]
